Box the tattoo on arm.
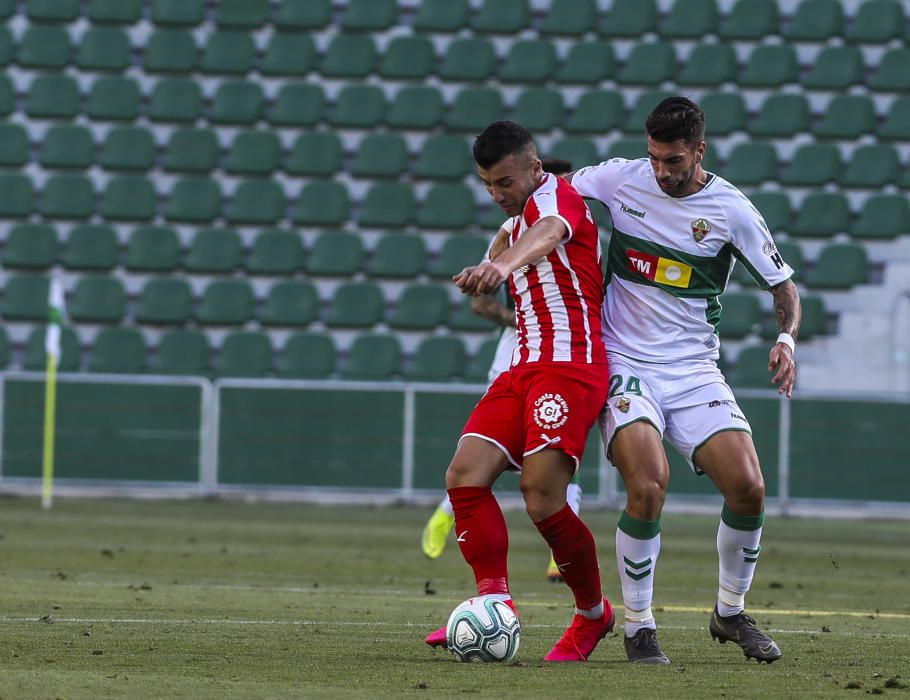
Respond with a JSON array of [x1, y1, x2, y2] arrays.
[[471, 293, 516, 328], [770, 279, 801, 340]]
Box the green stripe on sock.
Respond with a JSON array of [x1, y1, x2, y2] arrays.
[[618, 511, 661, 539], [721, 503, 765, 531], [744, 557, 758, 563], [623, 555, 653, 570], [625, 568, 652, 581], [743, 545, 761, 555]]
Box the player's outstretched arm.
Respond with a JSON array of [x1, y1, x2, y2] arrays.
[[768, 279, 801, 398], [471, 294, 516, 329]]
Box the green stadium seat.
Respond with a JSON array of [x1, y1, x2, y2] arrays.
[[350, 134, 408, 179], [749, 94, 810, 137], [210, 81, 264, 125], [465, 337, 498, 381], [342, 334, 402, 381], [2, 224, 57, 269], [225, 131, 281, 175], [554, 42, 616, 84], [795, 295, 827, 339], [286, 132, 342, 177], [275, 332, 336, 379], [780, 144, 840, 186], [607, 138, 648, 159], [739, 45, 797, 87], [446, 88, 505, 132], [0, 124, 29, 167], [716, 292, 762, 339], [247, 230, 305, 275], [39, 124, 95, 170], [548, 138, 599, 168], [601, 0, 658, 37], [268, 84, 324, 127], [150, 329, 210, 376], [720, 0, 779, 39], [62, 224, 118, 271], [413, 0, 468, 32], [24, 326, 80, 372], [846, 0, 904, 42], [135, 278, 193, 324], [868, 48, 910, 91], [100, 127, 156, 172], [851, 195, 910, 240], [471, 0, 530, 33], [125, 226, 181, 272], [163, 128, 219, 173], [806, 243, 869, 289], [165, 178, 222, 223], [217, 0, 270, 28], [367, 234, 427, 278], [791, 192, 850, 238], [387, 86, 444, 130], [814, 95, 876, 139], [328, 85, 385, 128], [617, 42, 676, 85], [479, 204, 510, 230], [77, 27, 131, 71], [0, 0, 10, 19], [258, 281, 319, 327], [510, 88, 565, 133], [776, 241, 805, 283], [27, 75, 80, 119], [0, 26, 12, 67], [540, 0, 596, 35], [378, 36, 436, 80], [438, 38, 496, 82], [87, 76, 141, 121], [214, 331, 273, 378], [68, 276, 126, 323], [196, 279, 254, 326], [727, 346, 773, 389], [89, 328, 146, 374], [784, 0, 843, 40], [699, 93, 747, 136], [17, 26, 70, 69], [623, 91, 673, 133], [227, 180, 286, 225], [26, 0, 79, 21], [201, 31, 255, 74], [388, 284, 450, 330], [321, 34, 376, 78], [878, 97, 910, 141], [341, 0, 398, 31], [449, 296, 497, 332], [275, 0, 330, 29], [498, 39, 557, 84], [0, 326, 8, 369], [144, 30, 197, 73], [261, 32, 315, 76], [89, 0, 143, 24], [413, 135, 473, 180], [151, 0, 204, 25], [293, 181, 350, 226], [360, 183, 416, 228], [749, 192, 791, 234], [306, 231, 364, 276], [40, 174, 95, 220], [428, 236, 489, 279], [148, 78, 203, 123], [661, 0, 719, 38], [0, 174, 35, 217], [184, 228, 243, 273], [326, 282, 384, 328], [566, 90, 624, 134], [406, 336, 467, 381], [841, 144, 900, 188], [100, 176, 157, 221], [677, 44, 737, 86], [701, 147, 722, 176], [803, 46, 864, 90], [2, 274, 49, 320], [417, 184, 475, 230]]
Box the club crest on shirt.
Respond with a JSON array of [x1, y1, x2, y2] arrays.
[[616, 397, 631, 413], [533, 393, 569, 428], [690, 218, 711, 243]]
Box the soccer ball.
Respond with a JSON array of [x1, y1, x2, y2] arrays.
[[445, 595, 520, 663]]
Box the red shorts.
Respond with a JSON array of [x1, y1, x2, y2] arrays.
[[461, 361, 610, 470]]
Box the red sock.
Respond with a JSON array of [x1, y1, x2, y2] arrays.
[[535, 504, 603, 610], [448, 486, 509, 596]]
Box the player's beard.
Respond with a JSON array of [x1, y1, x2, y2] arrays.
[[657, 162, 698, 197]]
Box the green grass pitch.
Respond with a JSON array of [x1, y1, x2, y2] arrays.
[[0, 496, 907, 698]]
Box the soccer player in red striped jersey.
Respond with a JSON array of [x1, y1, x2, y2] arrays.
[[424, 121, 615, 662]]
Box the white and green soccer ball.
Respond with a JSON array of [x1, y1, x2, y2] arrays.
[[445, 595, 521, 663]]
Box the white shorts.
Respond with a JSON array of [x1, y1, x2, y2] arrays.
[[598, 353, 752, 474]]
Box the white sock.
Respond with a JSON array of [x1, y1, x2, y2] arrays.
[[716, 504, 764, 617], [566, 482, 582, 516], [576, 599, 604, 620], [438, 495, 454, 517], [615, 511, 661, 637]]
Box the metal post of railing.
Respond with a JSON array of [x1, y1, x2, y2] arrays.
[[402, 386, 416, 500], [777, 394, 791, 516]]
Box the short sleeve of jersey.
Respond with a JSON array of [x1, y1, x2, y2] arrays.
[[728, 192, 794, 289], [527, 174, 586, 241], [570, 159, 629, 205]]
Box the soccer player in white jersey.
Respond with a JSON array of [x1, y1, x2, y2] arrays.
[[424, 121, 615, 662], [567, 97, 799, 665]]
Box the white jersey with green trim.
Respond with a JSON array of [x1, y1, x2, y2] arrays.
[[572, 158, 793, 363]]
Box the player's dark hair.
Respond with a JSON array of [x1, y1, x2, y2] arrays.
[[541, 157, 572, 175], [645, 96, 705, 146], [473, 120, 536, 169]]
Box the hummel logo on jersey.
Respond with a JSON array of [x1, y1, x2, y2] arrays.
[[627, 249, 693, 288], [456, 530, 468, 543], [620, 202, 646, 219]]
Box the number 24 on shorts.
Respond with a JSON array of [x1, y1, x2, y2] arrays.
[[609, 374, 642, 397]]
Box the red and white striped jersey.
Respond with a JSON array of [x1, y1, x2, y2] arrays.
[[504, 173, 606, 366]]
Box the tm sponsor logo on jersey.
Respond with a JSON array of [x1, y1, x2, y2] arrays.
[[620, 202, 646, 219], [533, 393, 569, 428], [627, 249, 693, 288]]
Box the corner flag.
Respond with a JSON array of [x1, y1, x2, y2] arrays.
[[42, 277, 65, 510]]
